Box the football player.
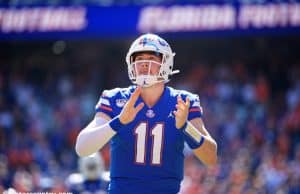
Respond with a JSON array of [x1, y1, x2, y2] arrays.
[[66, 152, 109, 194], [75, 33, 217, 194]]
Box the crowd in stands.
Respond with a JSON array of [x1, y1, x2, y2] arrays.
[[0, 36, 299, 193]]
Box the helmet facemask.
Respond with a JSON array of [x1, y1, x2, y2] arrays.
[[126, 33, 179, 87], [128, 52, 166, 87]]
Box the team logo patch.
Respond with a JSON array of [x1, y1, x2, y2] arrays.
[[146, 109, 155, 118], [116, 99, 127, 108]]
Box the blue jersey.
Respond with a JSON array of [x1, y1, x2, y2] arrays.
[[67, 174, 109, 194], [95, 86, 202, 194]]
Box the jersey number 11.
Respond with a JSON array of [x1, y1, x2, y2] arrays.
[[134, 122, 164, 165]]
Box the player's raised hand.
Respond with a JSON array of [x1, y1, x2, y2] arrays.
[[173, 95, 190, 129], [119, 87, 144, 124]]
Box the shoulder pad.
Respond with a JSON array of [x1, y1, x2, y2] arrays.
[[168, 87, 203, 117], [169, 87, 199, 102], [101, 86, 133, 99]]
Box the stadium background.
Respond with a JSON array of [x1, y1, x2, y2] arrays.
[[0, 0, 300, 193]]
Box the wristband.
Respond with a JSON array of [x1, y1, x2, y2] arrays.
[[180, 121, 205, 149], [109, 116, 126, 132]]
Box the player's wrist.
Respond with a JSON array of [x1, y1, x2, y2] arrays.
[[176, 121, 187, 129], [180, 121, 205, 149], [109, 116, 127, 132], [118, 116, 127, 125], [178, 121, 188, 130]]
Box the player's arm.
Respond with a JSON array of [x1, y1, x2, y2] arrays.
[[75, 87, 144, 157], [189, 117, 217, 166], [75, 112, 116, 157], [174, 95, 217, 166]]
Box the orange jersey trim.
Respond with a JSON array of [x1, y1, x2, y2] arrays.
[[189, 107, 201, 113], [99, 105, 113, 112]]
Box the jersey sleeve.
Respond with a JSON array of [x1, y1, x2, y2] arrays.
[[95, 90, 114, 118], [188, 94, 203, 121]]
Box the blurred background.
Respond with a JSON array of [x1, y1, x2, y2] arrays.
[[1, 0, 300, 193]]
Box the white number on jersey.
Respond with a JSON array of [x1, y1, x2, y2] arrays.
[[134, 122, 164, 165]]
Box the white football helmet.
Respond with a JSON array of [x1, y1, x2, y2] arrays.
[[126, 33, 179, 87], [79, 152, 104, 180]]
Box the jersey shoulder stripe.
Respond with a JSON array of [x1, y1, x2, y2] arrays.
[[167, 86, 203, 118], [95, 86, 134, 117]]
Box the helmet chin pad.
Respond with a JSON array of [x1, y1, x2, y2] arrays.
[[135, 75, 162, 87]]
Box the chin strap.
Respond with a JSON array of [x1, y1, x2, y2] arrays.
[[139, 79, 164, 88], [132, 69, 180, 87]]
